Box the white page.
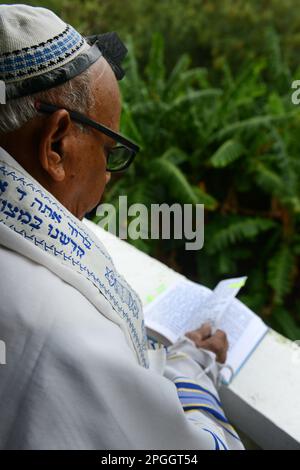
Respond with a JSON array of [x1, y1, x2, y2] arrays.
[[144, 279, 212, 343], [218, 298, 268, 383], [197, 276, 247, 330]]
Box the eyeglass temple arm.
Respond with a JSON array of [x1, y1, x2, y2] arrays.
[[35, 101, 140, 153]]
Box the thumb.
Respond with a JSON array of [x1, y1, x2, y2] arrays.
[[185, 322, 212, 346]]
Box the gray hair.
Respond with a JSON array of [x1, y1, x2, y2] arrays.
[[0, 68, 95, 135]]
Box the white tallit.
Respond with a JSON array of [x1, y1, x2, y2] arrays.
[[0, 146, 244, 449], [0, 146, 149, 369]]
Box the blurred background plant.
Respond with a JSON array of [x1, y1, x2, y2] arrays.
[[16, 0, 300, 338]]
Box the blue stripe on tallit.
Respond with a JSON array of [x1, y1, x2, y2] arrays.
[[173, 377, 241, 441], [202, 428, 228, 450], [174, 379, 223, 407], [177, 390, 224, 410], [183, 404, 229, 424]]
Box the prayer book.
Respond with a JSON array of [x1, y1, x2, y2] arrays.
[[144, 277, 268, 384]]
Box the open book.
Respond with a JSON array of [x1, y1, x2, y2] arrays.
[[144, 277, 268, 384]]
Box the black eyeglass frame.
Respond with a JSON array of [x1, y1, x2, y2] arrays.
[[35, 101, 139, 172]]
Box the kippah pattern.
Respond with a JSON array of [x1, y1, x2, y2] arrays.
[[0, 5, 127, 101], [0, 25, 86, 83]]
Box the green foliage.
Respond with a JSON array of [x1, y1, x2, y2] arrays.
[[271, 307, 300, 340], [207, 217, 277, 253], [267, 245, 295, 305], [22, 0, 300, 77], [97, 30, 300, 338], [13, 0, 300, 338], [210, 140, 244, 168]]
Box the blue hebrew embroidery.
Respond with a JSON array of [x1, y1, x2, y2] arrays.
[[0, 163, 149, 369], [0, 180, 8, 194], [105, 267, 139, 318], [0, 198, 43, 230], [48, 224, 85, 258], [16, 187, 27, 201]]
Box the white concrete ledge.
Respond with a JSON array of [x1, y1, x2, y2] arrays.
[[84, 219, 300, 450]]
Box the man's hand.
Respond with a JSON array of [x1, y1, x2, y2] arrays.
[[185, 323, 229, 363]]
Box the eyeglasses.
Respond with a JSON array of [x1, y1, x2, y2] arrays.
[[35, 101, 139, 172]]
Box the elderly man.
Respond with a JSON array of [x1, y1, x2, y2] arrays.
[[0, 5, 244, 450]]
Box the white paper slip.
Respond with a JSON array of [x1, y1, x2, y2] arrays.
[[199, 276, 248, 332]]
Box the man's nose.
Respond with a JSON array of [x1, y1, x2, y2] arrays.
[[105, 172, 111, 184]]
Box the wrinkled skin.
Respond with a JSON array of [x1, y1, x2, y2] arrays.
[[0, 57, 118, 220], [186, 323, 229, 363]]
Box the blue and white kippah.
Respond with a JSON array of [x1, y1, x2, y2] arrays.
[[0, 5, 89, 83], [0, 4, 128, 101]]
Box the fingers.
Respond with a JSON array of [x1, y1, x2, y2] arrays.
[[185, 322, 212, 347], [197, 322, 212, 340], [200, 329, 228, 363], [185, 325, 229, 363]]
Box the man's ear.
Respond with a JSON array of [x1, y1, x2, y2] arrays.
[[38, 109, 72, 182]]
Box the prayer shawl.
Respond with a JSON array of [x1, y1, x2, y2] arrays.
[[0, 147, 149, 369], [0, 147, 244, 449]]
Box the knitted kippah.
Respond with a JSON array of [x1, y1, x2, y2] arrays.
[[0, 4, 128, 101]]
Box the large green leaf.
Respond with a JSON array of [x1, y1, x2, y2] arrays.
[[210, 139, 244, 168], [267, 245, 294, 305], [150, 158, 199, 205], [208, 217, 277, 252], [145, 33, 165, 94], [272, 307, 300, 340]]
